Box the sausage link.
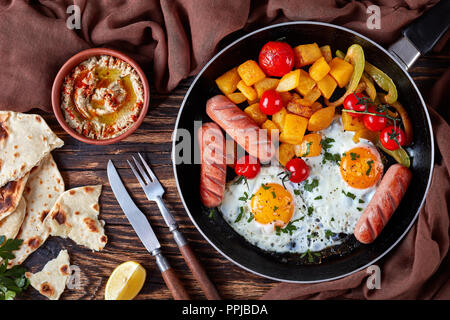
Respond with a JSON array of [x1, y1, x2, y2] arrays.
[[206, 95, 275, 163], [198, 122, 226, 208], [354, 164, 412, 244]]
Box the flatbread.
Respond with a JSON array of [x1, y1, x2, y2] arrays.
[[0, 197, 26, 239], [0, 173, 28, 220], [0, 111, 64, 188], [8, 154, 64, 267], [45, 185, 107, 251], [27, 249, 70, 300]]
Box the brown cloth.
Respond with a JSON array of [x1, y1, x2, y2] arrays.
[[0, 0, 448, 299], [0, 0, 438, 112]]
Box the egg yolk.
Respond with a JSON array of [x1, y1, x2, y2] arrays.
[[250, 183, 294, 225], [340, 147, 383, 189]]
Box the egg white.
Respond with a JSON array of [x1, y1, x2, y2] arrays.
[[219, 117, 382, 254]]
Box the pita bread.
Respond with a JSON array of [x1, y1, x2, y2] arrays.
[[0, 197, 26, 239], [8, 154, 64, 267], [0, 111, 64, 188], [45, 185, 107, 251], [27, 249, 70, 300], [0, 173, 29, 220]]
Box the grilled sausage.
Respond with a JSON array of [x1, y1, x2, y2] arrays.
[[198, 122, 227, 208], [206, 95, 275, 163], [354, 164, 412, 244]]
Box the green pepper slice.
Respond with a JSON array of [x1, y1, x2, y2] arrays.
[[364, 62, 398, 104], [326, 44, 365, 107], [376, 141, 411, 168]]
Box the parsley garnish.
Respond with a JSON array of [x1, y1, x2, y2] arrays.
[[275, 219, 301, 236], [294, 189, 301, 196], [238, 192, 249, 202], [325, 230, 335, 239], [314, 195, 323, 200], [350, 152, 360, 160], [235, 207, 244, 223], [271, 191, 276, 199], [208, 208, 217, 220], [320, 137, 335, 149], [302, 142, 313, 157], [359, 199, 365, 203], [247, 212, 254, 223], [307, 206, 314, 216], [321, 137, 340, 165], [301, 249, 321, 263], [342, 190, 356, 200], [304, 178, 319, 192], [357, 207, 363, 211], [273, 206, 279, 212], [261, 183, 270, 190], [0, 236, 29, 300], [366, 160, 374, 175]]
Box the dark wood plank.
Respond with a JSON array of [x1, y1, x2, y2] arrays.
[[18, 50, 449, 300]]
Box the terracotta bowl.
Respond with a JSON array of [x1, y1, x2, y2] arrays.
[[51, 48, 150, 145]]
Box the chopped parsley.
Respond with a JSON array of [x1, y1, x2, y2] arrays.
[[302, 142, 313, 157], [276, 219, 301, 236], [261, 183, 270, 190], [342, 190, 356, 200], [208, 208, 216, 220], [271, 191, 276, 199], [0, 236, 29, 300], [294, 189, 301, 196], [320, 137, 335, 149], [307, 206, 314, 216], [359, 199, 365, 204], [357, 207, 363, 211], [321, 137, 341, 165], [247, 212, 254, 223], [314, 195, 323, 200], [366, 160, 374, 175], [304, 178, 319, 192], [235, 207, 244, 223], [238, 192, 250, 202], [301, 249, 321, 263], [325, 229, 335, 239], [273, 206, 279, 212], [350, 152, 360, 160]]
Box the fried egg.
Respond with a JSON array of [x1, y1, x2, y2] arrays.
[[220, 117, 384, 254]]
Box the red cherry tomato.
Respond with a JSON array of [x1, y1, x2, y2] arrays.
[[259, 89, 283, 115], [363, 105, 388, 132], [343, 93, 370, 118], [258, 41, 294, 77], [285, 158, 309, 183], [380, 126, 406, 150], [235, 155, 261, 179]]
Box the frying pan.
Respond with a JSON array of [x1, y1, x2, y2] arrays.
[[172, 1, 449, 282]]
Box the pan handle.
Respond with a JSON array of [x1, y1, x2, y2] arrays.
[[388, 0, 450, 70]]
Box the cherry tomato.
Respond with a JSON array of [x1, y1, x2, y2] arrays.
[[259, 89, 283, 115], [380, 126, 406, 150], [285, 158, 309, 183], [363, 105, 387, 131], [343, 93, 371, 118], [235, 155, 260, 179], [258, 41, 294, 77]]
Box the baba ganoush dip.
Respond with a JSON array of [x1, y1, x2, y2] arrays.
[[60, 55, 144, 140]]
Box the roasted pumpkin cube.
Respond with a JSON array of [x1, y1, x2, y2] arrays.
[[294, 43, 322, 67], [308, 106, 335, 131], [316, 74, 337, 99], [295, 69, 316, 96], [310, 101, 322, 113], [309, 57, 330, 82], [237, 80, 257, 101], [286, 99, 314, 118], [237, 60, 266, 86], [278, 143, 296, 166], [226, 92, 247, 104], [320, 45, 332, 63], [280, 114, 308, 144], [295, 133, 322, 157], [247, 98, 259, 105], [276, 69, 301, 92], [261, 119, 280, 137], [244, 103, 267, 125], [272, 107, 288, 131], [215, 67, 241, 95], [279, 91, 293, 105], [329, 57, 354, 88], [341, 111, 366, 131], [303, 86, 321, 104], [254, 78, 279, 98]]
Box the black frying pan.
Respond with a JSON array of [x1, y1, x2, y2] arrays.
[[172, 1, 449, 282]]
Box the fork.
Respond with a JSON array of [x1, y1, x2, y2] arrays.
[[128, 153, 221, 300]]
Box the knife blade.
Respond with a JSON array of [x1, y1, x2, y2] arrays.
[[107, 160, 160, 253]]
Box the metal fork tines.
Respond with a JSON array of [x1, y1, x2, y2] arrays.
[[127, 153, 178, 231]]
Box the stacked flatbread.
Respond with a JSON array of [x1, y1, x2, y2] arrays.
[[0, 111, 108, 300]]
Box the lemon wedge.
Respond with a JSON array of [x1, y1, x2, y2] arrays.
[[105, 261, 146, 300]]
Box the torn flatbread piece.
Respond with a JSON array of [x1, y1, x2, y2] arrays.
[[0, 197, 26, 239], [0, 173, 29, 220], [0, 111, 64, 187], [9, 154, 64, 267], [45, 185, 107, 251], [27, 249, 70, 300]]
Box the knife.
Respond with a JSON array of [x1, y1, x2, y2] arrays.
[[107, 160, 189, 300]]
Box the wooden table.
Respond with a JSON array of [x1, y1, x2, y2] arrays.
[[20, 49, 449, 300]]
